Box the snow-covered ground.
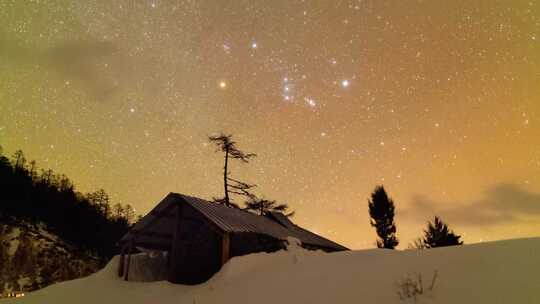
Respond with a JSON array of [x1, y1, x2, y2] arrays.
[[5, 237, 540, 303]]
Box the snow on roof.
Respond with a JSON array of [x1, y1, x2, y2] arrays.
[[120, 193, 348, 251]]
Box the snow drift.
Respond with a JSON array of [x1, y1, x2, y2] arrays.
[[5, 237, 540, 303]]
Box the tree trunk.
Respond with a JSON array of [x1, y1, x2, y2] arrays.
[[223, 147, 230, 207]]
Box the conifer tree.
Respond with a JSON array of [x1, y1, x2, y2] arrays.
[[123, 204, 136, 224], [422, 216, 463, 248], [244, 196, 294, 217], [0, 146, 132, 259], [112, 203, 125, 219], [368, 185, 399, 249], [209, 133, 256, 208]]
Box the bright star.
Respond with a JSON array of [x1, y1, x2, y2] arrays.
[[219, 81, 227, 89], [341, 80, 350, 87], [251, 42, 258, 49], [304, 97, 316, 108]]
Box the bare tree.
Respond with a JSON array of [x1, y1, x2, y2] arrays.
[[209, 133, 256, 208]]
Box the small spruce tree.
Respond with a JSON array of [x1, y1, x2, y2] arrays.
[[422, 216, 463, 248], [244, 196, 294, 217], [368, 185, 399, 249]]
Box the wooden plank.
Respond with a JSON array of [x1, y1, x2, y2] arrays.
[[221, 232, 230, 265]]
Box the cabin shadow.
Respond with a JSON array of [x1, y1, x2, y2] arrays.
[[117, 192, 348, 284]]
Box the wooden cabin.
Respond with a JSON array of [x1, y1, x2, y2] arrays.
[[117, 192, 348, 284]]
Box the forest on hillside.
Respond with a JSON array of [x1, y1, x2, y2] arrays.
[[0, 145, 134, 259]]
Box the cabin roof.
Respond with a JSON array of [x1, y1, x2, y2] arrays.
[[120, 192, 348, 251]]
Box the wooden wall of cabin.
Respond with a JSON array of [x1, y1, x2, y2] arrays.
[[169, 204, 222, 284], [230, 233, 285, 258]]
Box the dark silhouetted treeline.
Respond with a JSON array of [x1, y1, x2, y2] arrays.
[[0, 146, 133, 260]]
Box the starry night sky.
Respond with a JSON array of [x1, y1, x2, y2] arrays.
[[1, 0, 539, 248]]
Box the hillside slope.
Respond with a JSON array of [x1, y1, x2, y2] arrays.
[[0, 219, 101, 294], [5, 237, 540, 303]]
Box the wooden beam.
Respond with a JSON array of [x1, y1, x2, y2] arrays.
[[168, 203, 183, 282], [118, 245, 126, 277], [130, 241, 171, 251], [221, 232, 230, 265], [124, 240, 133, 281], [133, 231, 173, 239]]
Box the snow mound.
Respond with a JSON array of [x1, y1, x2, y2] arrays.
[[6, 237, 540, 304]]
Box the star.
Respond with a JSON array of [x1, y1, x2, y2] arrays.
[[304, 97, 316, 108], [2, 0, 538, 251]]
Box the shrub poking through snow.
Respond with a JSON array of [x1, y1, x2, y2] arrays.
[[396, 270, 438, 302]]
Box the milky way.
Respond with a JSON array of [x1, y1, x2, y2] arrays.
[[1, 0, 539, 248]]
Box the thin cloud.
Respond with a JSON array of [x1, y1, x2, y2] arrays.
[[0, 37, 124, 100], [402, 184, 540, 227]]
